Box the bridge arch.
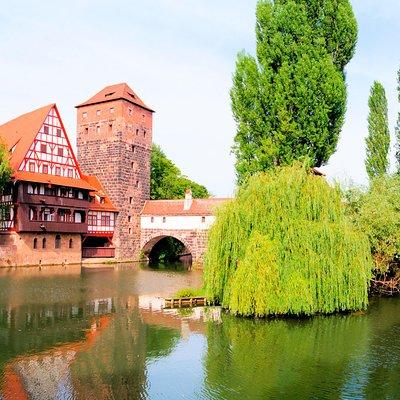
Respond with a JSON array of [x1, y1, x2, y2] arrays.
[[141, 234, 192, 262]]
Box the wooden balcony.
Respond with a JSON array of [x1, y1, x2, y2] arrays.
[[82, 247, 115, 258], [21, 193, 89, 209], [17, 220, 88, 233]]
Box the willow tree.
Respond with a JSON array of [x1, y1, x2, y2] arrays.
[[204, 164, 372, 317], [365, 81, 390, 180], [231, 0, 357, 182], [395, 67, 400, 172]]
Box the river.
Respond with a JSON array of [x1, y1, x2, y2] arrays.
[[0, 263, 399, 399]]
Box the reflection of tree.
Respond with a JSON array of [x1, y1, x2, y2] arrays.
[[205, 313, 370, 400], [363, 299, 400, 399]]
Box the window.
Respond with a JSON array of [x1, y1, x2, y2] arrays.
[[42, 208, 53, 222], [74, 212, 82, 223], [43, 125, 49, 134], [85, 127, 88, 134], [101, 215, 111, 226], [55, 234, 61, 249], [77, 191, 83, 199], [55, 167, 61, 176], [136, 128, 139, 135], [110, 107, 115, 113], [162, 217, 166, 223], [68, 168, 73, 178], [88, 213, 97, 226], [41, 144, 47, 153], [131, 162, 134, 169], [42, 164, 48, 174], [56, 128, 62, 137], [27, 184, 34, 194], [128, 216, 131, 222], [33, 238, 38, 249], [151, 216, 154, 223], [201, 216, 206, 223], [58, 147, 63, 157], [96, 110, 101, 116], [69, 238, 73, 249], [96, 126, 100, 133], [128, 108, 132, 116], [82, 112, 87, 119], [132, 145, 135, 153], [128, 228, 132, 234], [129, 197, 133, 204], [29, 162, 35, 172], [135, 180, 139, 188], [42, 237, 47, 249], [29, 207, 37, 221], [143, 129, 147, 138]]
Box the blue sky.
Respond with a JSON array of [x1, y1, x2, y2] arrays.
[[0, 1, 399, 196]]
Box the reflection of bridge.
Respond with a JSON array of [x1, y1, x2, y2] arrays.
[[140, 193, 228, 265]]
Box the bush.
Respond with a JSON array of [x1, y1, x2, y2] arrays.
[[174, 287, 204, 298], [204, 163, 372, 317]]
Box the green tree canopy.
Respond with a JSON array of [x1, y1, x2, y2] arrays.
[[231, 0, 357, 182], [204, 163, 372, 317], [150, 144, 209, 200], [0, 143, 11, 194], [365, 81, 390, 180], [395, 67, 400, 172]]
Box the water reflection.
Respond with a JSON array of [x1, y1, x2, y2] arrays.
[[0, 265, 400, 399]]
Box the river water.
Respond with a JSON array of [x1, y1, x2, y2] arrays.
[[0, 263, 399, 400]]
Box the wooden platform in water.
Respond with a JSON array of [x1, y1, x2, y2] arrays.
[[164, 297, 207, 308]]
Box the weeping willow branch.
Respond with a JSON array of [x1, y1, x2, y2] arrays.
[[204, 163, 372, 317]]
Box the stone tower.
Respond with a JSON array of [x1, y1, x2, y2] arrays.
[[76, 83, 154, 260]]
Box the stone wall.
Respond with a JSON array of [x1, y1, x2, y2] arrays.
[[140, 228, 208, 266], [77, 99, 152, 261], [0, 232, 82, 267]]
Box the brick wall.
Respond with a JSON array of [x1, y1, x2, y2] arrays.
[[77, 99, 152, 261], [0, 232, 82, 267]]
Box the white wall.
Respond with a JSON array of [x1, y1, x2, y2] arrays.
[[141, 215, 215, 230]]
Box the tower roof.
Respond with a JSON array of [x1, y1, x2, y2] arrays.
[[75, 83, 154, 112], [0, 104, 54, 170]]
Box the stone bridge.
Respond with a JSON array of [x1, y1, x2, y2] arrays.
[[140, 195, 228, 266]]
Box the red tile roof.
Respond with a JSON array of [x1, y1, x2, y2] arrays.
[[141, 198, 230, 216], [13, 171, 95, 191], [0, 104, 54, 170], [76, 83, 154, 112], [83, 175, 118, 212]]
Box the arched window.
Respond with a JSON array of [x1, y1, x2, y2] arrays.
[[42, 237, 46, 249], [33, 238, 38, 249], [69, 238, 73, 249], [55, 234, 61, 249]]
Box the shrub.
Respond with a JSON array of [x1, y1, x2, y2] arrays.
[[204, 163, 372, 317]]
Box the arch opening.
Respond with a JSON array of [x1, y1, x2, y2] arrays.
[[142, 236, 192, 267]]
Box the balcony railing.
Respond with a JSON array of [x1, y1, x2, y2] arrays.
[[82, 247, 115, 258], [18, 220, 88, 234]]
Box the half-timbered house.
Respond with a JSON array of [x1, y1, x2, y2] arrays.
[[0, 104, 117, 266]]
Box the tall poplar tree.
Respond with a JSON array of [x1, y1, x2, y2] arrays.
[[231, 0, 357, 182], [395, 67, 400, 172], [365, 81, 390, 180]]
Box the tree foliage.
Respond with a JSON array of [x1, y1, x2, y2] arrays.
[[0, 143, 11, 194], [365, 81, 390, 180], [231, 0, 357, 182], [345, 175, 400, 273], [150, 144, 209, 200], [204, 163, 372, 317]]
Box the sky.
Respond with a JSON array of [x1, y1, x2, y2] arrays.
[[0, 0, 399, 197]]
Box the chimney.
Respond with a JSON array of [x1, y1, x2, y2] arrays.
[[183, 189, 193, 211]]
